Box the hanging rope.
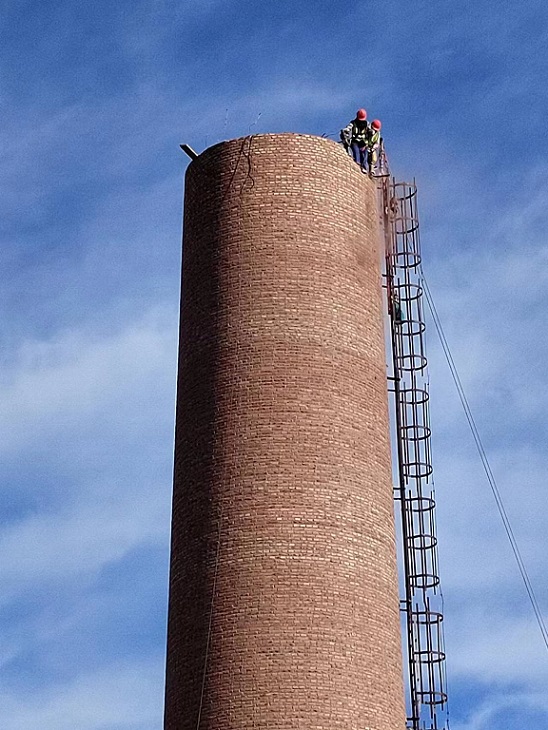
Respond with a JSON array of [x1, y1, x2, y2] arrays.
[[195, 505, 224, 730]]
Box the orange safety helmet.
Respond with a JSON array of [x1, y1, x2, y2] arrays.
[[356, 108, 367, 120], [371, 119, 382, 130]]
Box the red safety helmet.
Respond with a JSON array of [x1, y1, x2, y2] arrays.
[[371, 119, 382, 130], [356, 108, 367, 120]]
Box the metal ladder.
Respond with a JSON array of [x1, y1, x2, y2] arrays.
[[380, 178, 449, 730]]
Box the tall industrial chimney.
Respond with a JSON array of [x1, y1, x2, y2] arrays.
[[164, 133, 406, 730]]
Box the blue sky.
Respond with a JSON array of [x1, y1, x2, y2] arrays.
[[1, 0, 548, 727]]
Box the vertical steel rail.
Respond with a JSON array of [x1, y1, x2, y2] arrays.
[[380, 178, 449, 730]]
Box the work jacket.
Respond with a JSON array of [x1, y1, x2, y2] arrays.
[[351, 119, 370, 145], [367, 128, 381, 148]]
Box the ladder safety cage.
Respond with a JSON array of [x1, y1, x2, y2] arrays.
[[380, 178, 449, 730]]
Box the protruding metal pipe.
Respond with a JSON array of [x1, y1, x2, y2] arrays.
[[180, 143, 199, 160]]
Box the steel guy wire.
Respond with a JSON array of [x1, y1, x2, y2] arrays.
[[421, 271, 548, 653]]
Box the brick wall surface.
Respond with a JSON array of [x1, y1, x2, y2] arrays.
[[164, 134, 406, 730]]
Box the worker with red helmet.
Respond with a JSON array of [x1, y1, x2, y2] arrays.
[[340, 108, 370, 170], [366, 119, 383, 175]]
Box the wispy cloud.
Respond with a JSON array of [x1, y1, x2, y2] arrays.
[[0, 660, 164, 730], [0, 307, 177, 455]]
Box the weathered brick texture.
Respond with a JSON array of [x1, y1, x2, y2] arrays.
[[164, 134, 406, 730]]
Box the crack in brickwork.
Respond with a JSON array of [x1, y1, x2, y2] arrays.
[[164, 133, 406, 730]]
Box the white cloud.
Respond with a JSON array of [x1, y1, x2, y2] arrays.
[[447, 611, 548, 688], [0, 306, 175, 608], [0, 306, 177, 454], [452, 690, 548, 730], [0, 489, 167, 597], [1, 660, 164, 730]]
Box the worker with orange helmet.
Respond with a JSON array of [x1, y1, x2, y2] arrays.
[[366, 119, 383, 175], [340, 108, 370, 170]]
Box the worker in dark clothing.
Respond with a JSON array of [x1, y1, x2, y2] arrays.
[[391, 289, 404, 324], [340, 109, 370, 171], [366, 119, 382, 175]]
